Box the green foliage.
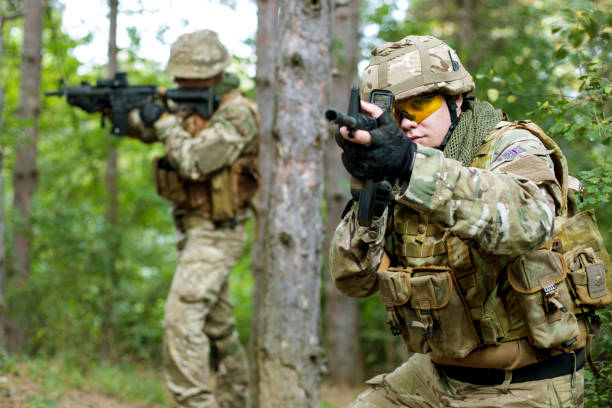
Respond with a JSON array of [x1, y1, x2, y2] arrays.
[[530, 4, 611, 210], [2, 2, 259, 368], [3, 6, 174, 363], [230, 219, 254, 344], [584, 308, 612, 407]]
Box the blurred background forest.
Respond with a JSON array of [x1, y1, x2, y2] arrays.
[[0, 0, 610, 407]]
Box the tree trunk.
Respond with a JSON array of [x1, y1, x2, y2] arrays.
[[323, 0, 363, 386], [250, 0, 332, 406], [0, 4, 11, 351], [250, 0, 277, 402], [456, 0, 477, 67], [101, 0, 119, 361], [12, 0, 43, 281]]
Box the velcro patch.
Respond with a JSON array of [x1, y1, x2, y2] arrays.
[[502, 146, 526, 160]]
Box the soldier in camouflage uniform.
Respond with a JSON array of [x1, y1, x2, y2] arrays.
[[329, 36, 599, 407], [126, 30, 258, 408]]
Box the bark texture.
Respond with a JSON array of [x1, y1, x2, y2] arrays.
[[12, 0, 43, 280], [323, 0, 363, 386], [456, 0, 477, 67], [101, 0, 119, 361], [250, 0, 277, 402], [251, 0, 332, 406]]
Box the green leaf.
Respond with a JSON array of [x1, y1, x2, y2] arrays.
[[487, 88, 499, 102]]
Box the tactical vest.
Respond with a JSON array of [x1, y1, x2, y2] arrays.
[[152, 90, 260, 222], [377, 120, 611, 368]]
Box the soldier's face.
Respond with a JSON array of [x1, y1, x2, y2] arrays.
[[174, 74, 222, 89], [399, 94, 462, 148]]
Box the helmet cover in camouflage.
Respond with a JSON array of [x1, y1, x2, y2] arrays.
[[360, 35, 475, 102], [165, 29, 232, 79]]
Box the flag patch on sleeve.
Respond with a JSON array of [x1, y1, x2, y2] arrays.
[[502, 146, 525, 160]]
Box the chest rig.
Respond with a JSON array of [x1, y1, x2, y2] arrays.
[[378, 121, 611, 363], [153, 90, 260, 223]]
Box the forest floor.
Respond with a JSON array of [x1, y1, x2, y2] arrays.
[[0, 361, 163, 408], [0, 359, 360, 408]]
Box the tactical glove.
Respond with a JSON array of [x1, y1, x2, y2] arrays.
[[336, 112, 417, 182], [140, 102, 167, 127]]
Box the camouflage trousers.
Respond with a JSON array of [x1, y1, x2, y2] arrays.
[[350, 354, 584, 408], [164, 216, 249, 408]]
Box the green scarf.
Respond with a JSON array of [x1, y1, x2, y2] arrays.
[[214, 72, 240, 95], [443, 99, 504, 166]]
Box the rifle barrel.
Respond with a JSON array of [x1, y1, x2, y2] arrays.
[[325, 109, 357, 128], [45, 90, 65, 97]]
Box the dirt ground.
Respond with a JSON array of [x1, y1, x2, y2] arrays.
[[0, 366, 162, 408], [0, 364, 360, 408]]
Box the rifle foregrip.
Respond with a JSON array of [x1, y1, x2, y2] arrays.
[[356, 179, 375, 227]]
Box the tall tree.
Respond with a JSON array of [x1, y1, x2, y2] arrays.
[[0, 0, 22, 351], [323, 0, 363, 386], [250, 0, 332, 406], [12, 0, 43, 281], [101, 0, 119, 361], [250, 0, 277, 400]]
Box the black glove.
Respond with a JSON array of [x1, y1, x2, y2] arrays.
[[335, 112, 417, 182], [140, 102, 166, 127]]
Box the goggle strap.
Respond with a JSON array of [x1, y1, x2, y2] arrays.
[[437, 94, 460, 151]]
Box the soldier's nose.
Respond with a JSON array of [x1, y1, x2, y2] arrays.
[[400, 117, 417, 132]]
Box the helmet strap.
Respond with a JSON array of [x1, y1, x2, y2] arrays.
[[436, 94, 461, 151]]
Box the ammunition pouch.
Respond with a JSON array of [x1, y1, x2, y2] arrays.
[[152, 155, 259, 222], [153, 156, 210, 211], [566, 246, 611, 308], [508, 249, 579, 349], [555, 210, 612, 303], [377, 265, 479, 359]]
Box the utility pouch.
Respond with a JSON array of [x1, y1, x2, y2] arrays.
[[377, 266, 479, 359], [153, 156, 188, 206], [210, 168, 235, 222], [508, 249, 579, 349], [555, 210, 612, 296], [565, 246, 611, 309]]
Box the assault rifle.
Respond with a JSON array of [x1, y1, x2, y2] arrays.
[[325, 87, 394, 227], [45, 71, 220, 136]]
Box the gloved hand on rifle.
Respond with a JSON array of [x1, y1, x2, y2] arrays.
[[137, 102, 178, 143], [140, 102, 166, 127], [336, 101, 417, 183]]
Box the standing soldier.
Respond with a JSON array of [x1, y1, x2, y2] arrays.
[[330, 35, 610, 407], [126, 30, 258, 408]]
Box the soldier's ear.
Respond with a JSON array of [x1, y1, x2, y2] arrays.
[[454, 94, 464, 115], [454, 94, 463, 107]]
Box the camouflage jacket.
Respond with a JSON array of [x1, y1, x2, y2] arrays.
[[330, 122, 560, 293], [329, 121, 571, 365], [128, 89, 259, 182]]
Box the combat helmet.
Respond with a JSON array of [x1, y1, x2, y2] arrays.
[[360, 35, 474, 102], [165, 29, 232, 79], [361, 36, 475, 150]]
